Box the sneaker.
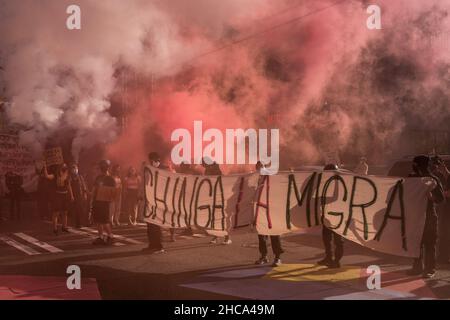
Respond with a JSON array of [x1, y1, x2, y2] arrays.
[[317, 257, 333, 266], [406, 267, 423, 276], [222, 239, 232, 245], [255, 257, 269, 265], [272, 258, 282, 267], [141, 246, 157, 253], [329, 261, 341, 269], [92, 237, 105, 245], [423, 270, 436, 279], [105, 236, 114, 246], [210, 237, 218, 244], [154, 249, 166, 254]]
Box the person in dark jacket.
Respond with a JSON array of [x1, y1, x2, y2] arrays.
[[5, 171, 24, 220], [408, 155, 444, 278], [317, 163, 344, 269], [69, 163, 88, 228], [142, 152, 166, 254]]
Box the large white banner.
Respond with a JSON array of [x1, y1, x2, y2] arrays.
[[143, 166, 434, 257]]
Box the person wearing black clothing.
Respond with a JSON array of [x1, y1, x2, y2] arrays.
[[69, 163, 88, 228], [317, 163, 344, 269], [36, 167, 51, 220], [91, 160, 116, 245], [203, 157, 232, 245], [254, 161, 284, 266], [408, 155, 444, 278], [44, 164, 74, 235], [142, 152, 166, 254], [430, 156, 450, 264], [5, 171, 23, 220]]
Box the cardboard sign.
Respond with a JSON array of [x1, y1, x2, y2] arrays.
[[44, 147, 64, 166]]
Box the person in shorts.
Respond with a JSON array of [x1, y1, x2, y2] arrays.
[[91, 160, 116, 245]]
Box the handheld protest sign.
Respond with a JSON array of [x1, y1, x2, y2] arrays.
[[44, 147, 64, 167]]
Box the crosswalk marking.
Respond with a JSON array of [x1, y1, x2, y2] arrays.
[[14, 233, 63, 253], [0, 235, 41, 256], [67, 228, 125, 247], [81, 227, 144, 245]]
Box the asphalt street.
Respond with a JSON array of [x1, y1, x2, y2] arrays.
[[1, 215, 450, 300]]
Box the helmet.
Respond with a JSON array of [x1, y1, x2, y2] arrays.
[[99, 159, 111, 169]]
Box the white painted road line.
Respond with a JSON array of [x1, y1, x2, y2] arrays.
[[14, 233, 64, 253], [0, 235, 41, 256], [81, 227, 144, 245]]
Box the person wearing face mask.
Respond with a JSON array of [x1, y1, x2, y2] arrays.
[[124, 166, 141, 226], [407, 155, 444, 278], [68, 163, 88, 228], [110, 164, 123, 227], [202, 157, 232, 245], [254, 161, 284, 266], [142, 152, 166, 254], [44, 163, 74, 235]]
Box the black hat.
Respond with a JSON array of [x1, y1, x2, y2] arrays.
[[413, 155, 429, 170], [148, 152, 160, 162], [324, 163, 338, 171]]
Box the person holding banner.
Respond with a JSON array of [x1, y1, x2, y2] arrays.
[[317, 163, 345, 269], [254, 161, 283, 266], [408, 155, 444, 278], [44, 164, 74, 235], [142, 152, 166, 254], [124, 166, 141, 226], [203, 157, 232, 245], [430, 156, 450, 264], [110, 164, 123, 227], [91, 160, 116, 245], [5, 171, 24, 220]]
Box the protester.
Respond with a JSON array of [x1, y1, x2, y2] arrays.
[[136, 161, 148, 224], [110, 164, 123, 227], [431, 157, 450, 264], [408, 155, 444, 278], [142, 152, 166, 254], [202, 157, 232, 245], [254, 161, 283, 266], [69, 163, 88, 228], [5, 171, 24, 221], [317, 163, 344, 268], [44, 164, 73, 235], [36, 166, 51, 221], [91, 160, 116, 245], [123, 166, 140, 226], [354, 157, 369, 175]]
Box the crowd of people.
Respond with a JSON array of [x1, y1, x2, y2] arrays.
[[0, 152, 449, 279]]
